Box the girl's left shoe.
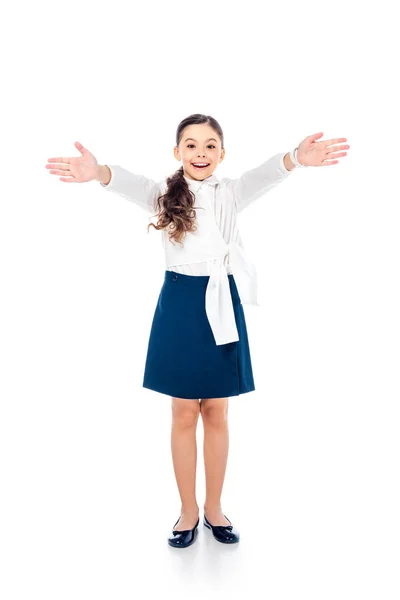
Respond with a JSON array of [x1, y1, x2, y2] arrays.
[[203, 514, 240, 544]]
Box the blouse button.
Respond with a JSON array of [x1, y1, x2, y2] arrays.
[[172, 274, 178, 281]]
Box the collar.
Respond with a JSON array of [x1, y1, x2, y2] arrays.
[[183, 172, 219, 192]]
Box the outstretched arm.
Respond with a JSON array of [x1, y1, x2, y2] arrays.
[[98, 165, 162, 214], [226, 132, 349, 213], [225, 152, 293, 214], [46, 142, 162, 214]]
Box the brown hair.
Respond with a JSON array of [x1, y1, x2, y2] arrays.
[[147, 113, 224, 247]]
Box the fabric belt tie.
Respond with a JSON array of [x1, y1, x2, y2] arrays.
[[205, 242, 259, 346]]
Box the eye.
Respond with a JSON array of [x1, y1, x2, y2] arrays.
[[187, 144, 216, 149]]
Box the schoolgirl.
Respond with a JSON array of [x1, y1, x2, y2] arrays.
[[46, 113, 349, 548]]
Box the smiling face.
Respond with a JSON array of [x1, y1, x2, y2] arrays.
[[173, 123, 225, 181]]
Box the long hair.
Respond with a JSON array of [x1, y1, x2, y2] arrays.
[[147, 113, 224, 247]]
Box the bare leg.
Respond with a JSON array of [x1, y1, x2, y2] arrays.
[[200, 397, 231, 526], [170, 397, 200, 531]]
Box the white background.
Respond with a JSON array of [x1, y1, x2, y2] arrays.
[[1, 0, 399, 598]]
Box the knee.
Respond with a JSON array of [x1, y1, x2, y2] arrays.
[[171, 397, 200, 428], [200, 398, 228, 427]]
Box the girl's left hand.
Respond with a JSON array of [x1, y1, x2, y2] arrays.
[[297, 132, 350, 166]]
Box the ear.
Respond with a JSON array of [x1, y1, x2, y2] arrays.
[[173, 146, 180, 161], [219, 148, 226, 163]]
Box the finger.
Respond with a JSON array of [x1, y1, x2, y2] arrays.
[[74, 141, 86, 154], [47, 169, 72, 176], [45, 164, 70, 171], [47, 157, 71, 164], [324, 138, 348, 147], [59, 177, 77, 182], [325, 144, 350, 153], [322, 159, 339, 166], [326, 151, 347, 159], [306, 132, 324, 142]]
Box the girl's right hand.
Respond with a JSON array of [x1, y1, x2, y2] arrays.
[[45, 141, 100, 182]]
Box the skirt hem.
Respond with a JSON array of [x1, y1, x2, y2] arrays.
[[142, 382, 256, 400]]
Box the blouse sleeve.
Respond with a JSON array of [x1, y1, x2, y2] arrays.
[[99, 165, 163, 214], [225, 152, 292, 214]]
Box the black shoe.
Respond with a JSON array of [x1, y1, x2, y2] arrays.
[[203, 513, 240, 544], [168, 516, 200, 548]]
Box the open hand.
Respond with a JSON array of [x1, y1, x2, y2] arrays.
[[45, 141, 99, 182], [297, 132, 350, 167]]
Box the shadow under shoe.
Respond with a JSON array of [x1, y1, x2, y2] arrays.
[[168, 516, 200, 548], [203, 514, 240, 544]]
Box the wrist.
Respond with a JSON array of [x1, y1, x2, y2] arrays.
[[96, 165, 111, 185], [283, 152, 296, 171], [289, 147, 307, 168]]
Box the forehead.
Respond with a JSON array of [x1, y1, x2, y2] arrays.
[[181, 123, 220, 144]]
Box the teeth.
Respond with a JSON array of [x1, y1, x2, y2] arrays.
[[193, 163, 209, 166]]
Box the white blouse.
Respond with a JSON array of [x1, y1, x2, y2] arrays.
[[100, 152, 294, 345]]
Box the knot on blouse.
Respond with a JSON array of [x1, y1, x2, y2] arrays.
[[205, 241, 259, 346]]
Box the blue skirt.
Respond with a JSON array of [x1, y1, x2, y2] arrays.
[[142, 270, 256, 400]]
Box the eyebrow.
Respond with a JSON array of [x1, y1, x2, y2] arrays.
[[184, 137, 218, 143]]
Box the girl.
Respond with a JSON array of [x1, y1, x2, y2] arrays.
[[45, 114, 349, 548]]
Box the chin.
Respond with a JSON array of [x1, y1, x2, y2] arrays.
[[191, 168, 211, 178]]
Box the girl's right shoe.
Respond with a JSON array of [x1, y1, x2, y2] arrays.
[[167, 516, 200, 548]]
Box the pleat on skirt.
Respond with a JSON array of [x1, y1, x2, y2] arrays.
[[142, 270, 255, 400]]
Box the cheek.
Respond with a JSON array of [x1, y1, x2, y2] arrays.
[[180, 152, 191, 163]]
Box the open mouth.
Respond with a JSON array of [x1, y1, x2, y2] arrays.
[[192, 163, 210, 170]]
